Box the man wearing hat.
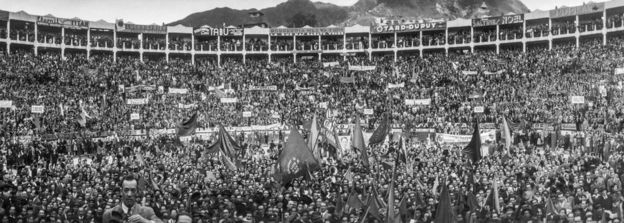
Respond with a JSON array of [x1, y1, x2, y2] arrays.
[[102, 175, 163, 223]]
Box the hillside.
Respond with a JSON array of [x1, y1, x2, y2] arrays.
[[168, 0, 530, 27]]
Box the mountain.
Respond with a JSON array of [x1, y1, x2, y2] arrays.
[[169, 0, 530, 28]]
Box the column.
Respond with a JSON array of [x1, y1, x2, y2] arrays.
[[343, 33, 346, 51], [368, 32, 372, 50], [166, 32, 170, 52], [243, 53, 246, 64], [217, 36, 221, 52], [393, 50, 397, 63], [318, 53, 321, 62], [470, 26, 474, 53], [268, 35, 271, 52], [34, 23, 38, 55], [191, 53, 195, 65], [139, 33, 144, 63], [575, 15, 580, 48], [603, 9, 608, 46], [191, 33, 195, 52], [293, 53, 297, 64], [522, 20, 527, 53], [318, 35, 321, 51], [243, 34, 246, 52], [268, 53, 271, 63], [217, 53, 221, 67], [548, 18, 552, 50], [86, 28, 91, 58], [6, 20, 10, 54], [293, 35, 296, 51]]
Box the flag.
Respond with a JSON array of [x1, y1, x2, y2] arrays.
[[79, 100, 91, 119], [467, 192, 479, 213], [501, 116, 512, 151], [78, 113, 86, 128], [369, 114, 390, 145], [386, 160, 398, 223], [176, 112, 198, 137], [434, 183, 456, 223], [346, 192, 364, 212], [308, 114, 320, 160], [278, 127, 320, 184], [485, 179, 501, 214], [365, 195, 382, 220], [206, 125, 243, 170], [462, 120, 482, 163], [352, 116, 369, 167], [397, 196, 408, 223], [335, 195, 345, 217]]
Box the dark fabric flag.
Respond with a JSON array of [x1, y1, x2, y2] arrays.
[[205, 125, 242, 170], [366, 195, 382, 221], [352, 116, 370, 167], [369, 114, 390, 146], [467, 192, 479, 213], [462, 120, 482, 163], [346, 192, 364, 212], [335, 196, 345, 217], [485, 180, 501, 214], [278, 128, 320, 184], [386, 160, 398, 223], [397, 196, 408, 223], [176, 112, 198, 137], [434, 183, 456, 223]]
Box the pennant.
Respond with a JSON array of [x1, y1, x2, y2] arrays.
[[278, 127, 320, 184], [386, 160, 398, 223], [462, 120, 482, 163]]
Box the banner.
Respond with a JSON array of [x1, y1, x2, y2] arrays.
[[31, 105, 44, 114], [462, 71, 478, 75], [479, 123, 497, 130], [363, 109, 374, 115], [248, 85, 277, 91], [0, 100, 12, 108], [615, 68, 624, 75], [118, 23, 166, 34], [387, 83, 405, 89], [178, 103, 197, 109], [38, 16, 89, 29], [319, 102, 328, 109], [243, 111, 253, 117], [270, 27, 344, 36], [570, 96, 585, 104], [484, 70, 505, 75], [340, 76, 356, 84], [372, 22, 446, 33], [323, 62, 340, 67], [532, 123, 554, 131], [436, 130, 496, 144], [169, 88, 188, 94], [130, 113, 140, 120], [405, 99, 431, 106], [349, 65, 376, 71], [208, 84, 225, 91], [561, 123, 577, 131], [220, 98, 238, 103], [125, 85, 156, 92], [474, 106, 484, 113], [194, 26, 243, 36], [472, 14, 524, 27], [127, 98, 149, 105]]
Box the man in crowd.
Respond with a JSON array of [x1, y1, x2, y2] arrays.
[[102, 175, 162, 223]]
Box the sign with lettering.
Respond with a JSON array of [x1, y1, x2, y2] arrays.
[[270, 27, 344, 36], [372, 22, 446, 33], [194, 27, 244, 36], [472, 15, 524, 27], [0, 100, 12, 108], [38, 16, 89, 29], [31, 105, 44, 114], [549, 3, 604, 18]]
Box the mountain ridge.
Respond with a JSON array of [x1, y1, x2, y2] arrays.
[[169, 0, 530, 28]]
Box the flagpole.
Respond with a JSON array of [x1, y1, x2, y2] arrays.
[[359, 205, 370, 223]]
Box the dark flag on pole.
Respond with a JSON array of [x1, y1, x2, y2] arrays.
[[369, 114, 390, 146], [434, 183, 456, 223], [352, 116, 370, 168], [462, 120, 482, 163], [277, 127, 320, 184], [176, 112, 198, 137]]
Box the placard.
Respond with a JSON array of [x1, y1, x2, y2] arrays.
[[363, 109, 374, 115], [405, 99, 431, 106], [616, 68, 624, 75], [220, 98, 238, 103], [31, 105, 44, 114], [243, 111, 252, 117], [169, 88, 188, 94], [474, 106, 484, 113], [130, 113, 140, 120], [0, 100, 12, 108], [570, 96, 585, 104], [127, 98, 149, 105]]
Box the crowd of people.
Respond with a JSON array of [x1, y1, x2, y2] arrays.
[[1, 27, 624, 223]]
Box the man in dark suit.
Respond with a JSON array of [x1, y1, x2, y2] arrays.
[[102, 175, 163, 223]]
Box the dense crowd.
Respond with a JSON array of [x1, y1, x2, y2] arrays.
[[2, 28, 624, 222]]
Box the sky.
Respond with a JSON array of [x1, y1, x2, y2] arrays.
[[0, 0, 594, 24]]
